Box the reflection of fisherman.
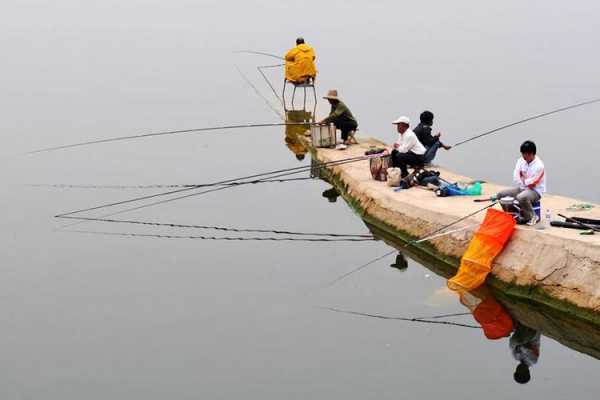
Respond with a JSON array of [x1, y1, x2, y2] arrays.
[[319, 89, 358, 146], [390, 252, 408, 270], [510, 323, 541, 384], [285, 37, 317, 84], [285, 131, 307, 161]]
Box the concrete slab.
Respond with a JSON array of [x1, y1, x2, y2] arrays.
[[307, 137, 600, 314]]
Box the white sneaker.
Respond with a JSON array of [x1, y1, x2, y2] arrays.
[[336, 144, 347, 150], [526, 215, 540, 226]]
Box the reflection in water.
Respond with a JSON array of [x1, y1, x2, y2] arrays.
[[511, 323, 541, 384], [322, 187, 340, 203], [390, 252, 409, 271], [284, 110, 311, 161]]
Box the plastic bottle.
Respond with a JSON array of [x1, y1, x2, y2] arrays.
[[545, 208, 552, 228]]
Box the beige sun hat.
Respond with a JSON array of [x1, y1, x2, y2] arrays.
[[323, 89, 339, 100]]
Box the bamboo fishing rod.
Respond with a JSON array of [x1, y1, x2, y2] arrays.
[[452, 97, 600, 148], [28, 121, 315, 154], [235, 64, 284, 119]]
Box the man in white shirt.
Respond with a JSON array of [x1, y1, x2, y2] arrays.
[[389, 116, 426, 178], [496, 141, 546, 225]]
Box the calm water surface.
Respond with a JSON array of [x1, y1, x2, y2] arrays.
[[2, 1, 599, 398]]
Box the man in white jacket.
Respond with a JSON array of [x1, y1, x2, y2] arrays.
[[496, 141, 546, 225], [389, 116, 426, 178]]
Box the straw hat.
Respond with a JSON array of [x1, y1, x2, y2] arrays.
[[323, 89, 339, 100]]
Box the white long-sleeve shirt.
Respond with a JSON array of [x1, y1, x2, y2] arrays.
[[512, 156, 546, 195], [394, 129, 426, 155]]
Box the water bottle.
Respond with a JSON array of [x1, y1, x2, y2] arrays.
[[545, 208, 552, 228]]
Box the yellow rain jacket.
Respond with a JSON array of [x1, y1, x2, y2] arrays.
[[285, 44, 317, 83]]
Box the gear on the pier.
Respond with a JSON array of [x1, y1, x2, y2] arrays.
[[448, 209, 516, 291]]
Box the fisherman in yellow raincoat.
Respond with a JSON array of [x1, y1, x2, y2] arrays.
[[285, 37, 317, 84]]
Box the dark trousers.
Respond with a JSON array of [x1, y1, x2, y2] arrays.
[[391, 150, 425, 177], [333, 120, 358, 141]]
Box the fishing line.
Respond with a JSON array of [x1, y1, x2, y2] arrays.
[[323, 249, 397, 288], [234, 50, 284, 60], [317, 307, 481, 329], [29, 177, 314, 190], [406, 202, 497, 247], [56, 215, 373, 238], [411, 224, 478, 244], [453, 97, 600, 148], [28, 121, 313, 154], [257, 64, 285, 106], [234, 64, 284, 119], [55, 154, 373, 218], [66, 230, 375, 242]]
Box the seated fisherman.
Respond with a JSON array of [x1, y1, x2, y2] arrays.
[[284, 37, 317, 84], [413, 110, 451, 164], [495, 140, 546, 225], [319, 89, 358, 146], [388, 116, 426, 178]]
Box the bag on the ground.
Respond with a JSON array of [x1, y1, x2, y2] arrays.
[[369, 154, 392, 181], [386, 168, 402, 187]]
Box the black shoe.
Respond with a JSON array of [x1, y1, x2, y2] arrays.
[[516, 216, 528, 225]]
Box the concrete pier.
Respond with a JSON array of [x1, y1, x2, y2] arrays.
[[306, 137, 600, 321]]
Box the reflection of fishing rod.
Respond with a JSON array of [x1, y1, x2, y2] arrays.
[[318, 307, 480, 329], [323, 249, 397, 288], [55, 154, 379, 218], [453, 98, 600, 148], [57, 215, 373, 238], [234, 50, 284, 60], [67, 230, 375, 242], [28, 121, 316, 154]]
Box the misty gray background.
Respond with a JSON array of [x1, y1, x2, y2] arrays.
[[1, 1, 599, 399]]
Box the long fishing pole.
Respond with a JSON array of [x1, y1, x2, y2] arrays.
[[234, 50, 284, 60], [234, 64, 284, 119], [56, 216, 373, 238], [317, 307, 481, 329], [28, 121, 313, 154], [55, 154, 373, 218], [67, 230, 375, 242], [406, 202, 497, 247], [29, 176, 315, 190], [453, 97, 600, 148]]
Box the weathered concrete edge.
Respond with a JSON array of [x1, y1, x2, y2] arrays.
[[314, 150, 600, 327]]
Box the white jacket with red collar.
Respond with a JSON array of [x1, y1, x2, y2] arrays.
[[512, 156, 546, 196]]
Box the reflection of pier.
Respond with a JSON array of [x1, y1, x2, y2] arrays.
[[364, 220, 600, 360]]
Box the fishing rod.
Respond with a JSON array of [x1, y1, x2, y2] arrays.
[[56, 215, 373, 238], [317, 307, 481, 329], [55, 154, 374, 218], [406, 202, 497, 247], [453, 97, 600, 148], [29, 176, 315, 190], [410, 224, 478, 244], [234, 64, 284, 119], [28, 121, 314, 154], [234, 50, 284, 60], [323, 249, 397, 288], [55, 155, 379, 230], [257, 64, 285, 106], [66, 230, 375, 242]]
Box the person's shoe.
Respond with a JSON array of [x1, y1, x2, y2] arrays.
[[526, 215, 540, 226], [336, 144, 347, 150], [516, 216, 528, 225]]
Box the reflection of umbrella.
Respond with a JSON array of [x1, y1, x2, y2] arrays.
[[390, 253, 408, 270]]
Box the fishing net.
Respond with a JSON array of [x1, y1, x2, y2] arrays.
[[448, 209, 516, 291]]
